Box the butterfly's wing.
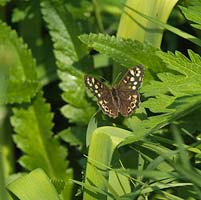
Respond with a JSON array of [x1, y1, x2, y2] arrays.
[[117, 65, 144, 117], [84, 75, 118, 118]]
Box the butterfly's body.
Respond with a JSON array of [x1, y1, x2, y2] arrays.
[[84, 65, 144, 118], [111, 88, 120, 109]]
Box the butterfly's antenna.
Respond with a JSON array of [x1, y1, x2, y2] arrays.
[[94, 75, 107, 82], [113, 72, 122, 83], [112, 70, 125, 85]]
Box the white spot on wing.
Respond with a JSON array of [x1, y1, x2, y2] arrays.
[[105, 106, 109, 111], [127, 107, 132, 112], [130, 102, 136, 108], [87, 78, 93, 86], [130, 77, 135, 81], [130, 70, 134, 76], [132, 86, 136, 90]]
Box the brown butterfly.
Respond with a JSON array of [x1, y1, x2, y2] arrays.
[[84, 65, 144, 118]]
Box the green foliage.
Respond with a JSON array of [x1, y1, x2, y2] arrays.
[[0, 152, 7, 199], [1, 0, 201, 200], [83, 126, 132, 200], [142, 50, 201, 116], [58, 70, 96, 124], [0, 21, 39, 104], [77, 4, 201, 200], [11, 92, 73, 199], [58, 126, 85, 146], [179, 0, 201, 30], [11, 1, 39, 23], [41, 0, 88, 67], [41, 0, 95, 124], [79, 33, 166, 80], [144, 50, 201, 97], [11, 92, 63, 174], [6, 168, 61, 200], [51, 178, 66, 194], [0, 0, 10, 6]]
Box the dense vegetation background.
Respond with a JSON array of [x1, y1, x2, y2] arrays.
[[1, 0, 201, 199]]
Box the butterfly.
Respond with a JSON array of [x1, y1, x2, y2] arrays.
[[84, 65, 144, 118]]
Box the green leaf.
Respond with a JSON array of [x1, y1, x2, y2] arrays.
[[58, 70, 89, 106], [12, 8, 27, 22], [10, 92, 73, 199], [58, 126, 85, 146], [41, 0, 88, 68], [61, 104, 96, 124], [142, 94, 175, 113], [6, 168, 60, 200], [179, 1, 201, 30], [58, 68, 96, 124], [122, 94, 201, 146], [177, 108, 201, 134], [51, 178, 65, 194], [79, 33, 165, 80], [41, 0, 95, 124], [143, 50, 201, 98], [0, 0, 10, 6], [0, 21, 39, 104], [140, 50, 201, 121]]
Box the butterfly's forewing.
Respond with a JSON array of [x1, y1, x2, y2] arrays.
[[84, 75, 118, 118], [117, 65, 144, 117]]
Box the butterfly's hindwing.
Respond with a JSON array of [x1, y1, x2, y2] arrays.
[[98, 92, 118, 118], [119, 91, 140, 117], [84, 75, 118, 118]]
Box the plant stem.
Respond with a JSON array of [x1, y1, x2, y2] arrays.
[[92, 0, 104, 33]]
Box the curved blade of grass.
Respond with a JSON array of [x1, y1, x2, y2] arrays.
[[125, 4, 201, 47], [6, 168, 60, 200], [118, 0, 178, 48], [83, 126, 132, 200], [0, 151, 8, 200]]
